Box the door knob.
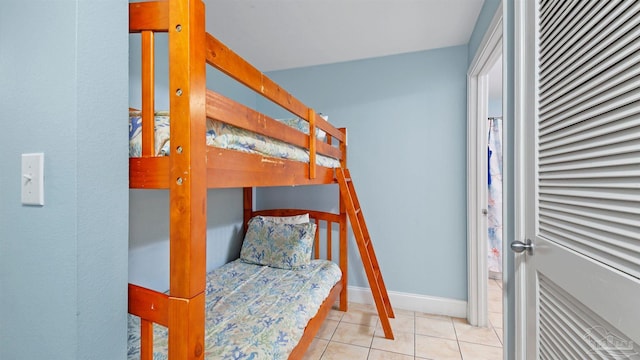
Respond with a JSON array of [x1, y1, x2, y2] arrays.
[[510, 239, 534, 255]]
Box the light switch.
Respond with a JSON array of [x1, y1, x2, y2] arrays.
[[21, 153, 44, 206]]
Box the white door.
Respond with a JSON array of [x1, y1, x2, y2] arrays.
[[515, 1, 640, 359]]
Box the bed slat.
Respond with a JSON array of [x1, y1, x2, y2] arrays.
[[206, 90, 343, 159], [327, 221, 332, 261], [130, 2, 169, 33], [141, 30, 156, 157], [206, 91, 309, 149], [206, 148, 336, 188], [313, 218, 320, 259], [308, 109, 317, 179], [140, 319, 154, 360], [130, 157, 171, 188], [205, 34, 308, 121], [129, 284, 170, 327], [130, 152, 340, 189]]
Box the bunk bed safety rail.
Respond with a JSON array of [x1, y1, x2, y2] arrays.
[[130, 0, 346, 181], [205, 91, 343, 161], [128, 284, 170, 360], [204, 33, 346, 154], [130, 2, 169, 158]]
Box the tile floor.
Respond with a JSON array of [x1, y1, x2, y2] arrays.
[[304, 279, 504, 360]]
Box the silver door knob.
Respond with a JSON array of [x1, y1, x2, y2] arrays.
[[510, 239, 533, 255]]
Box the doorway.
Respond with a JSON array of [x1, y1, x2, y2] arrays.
[[486, 56, 504, 350], [466, 1, 504, 342]]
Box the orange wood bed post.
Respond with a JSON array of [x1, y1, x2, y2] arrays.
[[168, 0, 207, 359], [243, 187, 253, 230], [338, 128, 348, 312]]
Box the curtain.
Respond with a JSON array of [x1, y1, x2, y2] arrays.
[[488, 117, 503, 274]]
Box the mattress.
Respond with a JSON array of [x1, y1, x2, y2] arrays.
[[127, 259, 342, 359], [129, 111, 341, 168]]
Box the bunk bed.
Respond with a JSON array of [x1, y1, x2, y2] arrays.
[[127, 0, 393, 359]]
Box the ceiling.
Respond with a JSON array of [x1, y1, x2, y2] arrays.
[[204, 0, 486, 72]]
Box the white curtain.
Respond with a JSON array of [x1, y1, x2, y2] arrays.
[[487, 117, 503, 274]]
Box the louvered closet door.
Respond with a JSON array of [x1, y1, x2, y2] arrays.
[[518, 0, 640, 358]]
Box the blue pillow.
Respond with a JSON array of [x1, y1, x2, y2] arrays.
[[240, 216, 316, 269]]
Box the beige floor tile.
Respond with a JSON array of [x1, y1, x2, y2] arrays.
[[493, 279, 503, 289], [320, 342, 369, 360], [326, 309, 345, 322], [371, 329, 414, 356], [302, 338, 329, 360], [458, 341, 503, 360], [341, 309, 379, 328], [415, 311, 452, 320], [488, 297, 502, 313], [368, 348, 414, 360], [391, 307, 415, 317], [415, 315, 457, 340], [349, 302, 378, 313], [415, 334, 462, 360], [488, 311, 502, 329], [488, 288, 502, 303], [452, 318, 502, 348], [488, 280, 501, 292], [331, 322, 375, 347], [494, 327, 503, 346], [316, 319, 340, 340], [303, 298, 508, 360], [376, 314, 415, 335]]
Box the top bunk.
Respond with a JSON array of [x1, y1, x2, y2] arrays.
[[129, 1, 347, 189]]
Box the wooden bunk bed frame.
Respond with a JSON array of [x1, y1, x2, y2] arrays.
[[128, 0, 393, 359]]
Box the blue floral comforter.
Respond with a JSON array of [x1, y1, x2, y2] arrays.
[[129, 111, 340, 168], [127, 259, 342, 359]]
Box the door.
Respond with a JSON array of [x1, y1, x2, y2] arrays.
[[515, 1, 640, 358]]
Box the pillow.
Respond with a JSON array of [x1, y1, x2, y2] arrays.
[[240, 216, 316, 269], [260, 213, 309, 224]]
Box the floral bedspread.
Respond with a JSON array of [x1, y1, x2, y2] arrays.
[[127, 259, 342, 359], [129, 111, 340, 168]]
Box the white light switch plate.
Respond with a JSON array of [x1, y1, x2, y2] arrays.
[[21, 153, 44, 206]]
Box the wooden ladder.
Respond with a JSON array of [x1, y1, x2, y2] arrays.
[[336, 167, 395, 340]]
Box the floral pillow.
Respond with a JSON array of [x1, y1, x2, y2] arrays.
[[240, 216, 316, 269]]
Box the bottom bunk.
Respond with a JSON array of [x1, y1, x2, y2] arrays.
[[128, 210, 348, 359]]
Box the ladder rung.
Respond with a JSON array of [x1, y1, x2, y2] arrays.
[[355, 208, 361, 215]]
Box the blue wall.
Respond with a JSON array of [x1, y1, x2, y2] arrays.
[[257, 46, 469, 300], [468, 0, 502, 65], [0, 1, 129, 359]]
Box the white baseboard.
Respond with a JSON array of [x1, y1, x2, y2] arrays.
[[347, 286, 467, 319]]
